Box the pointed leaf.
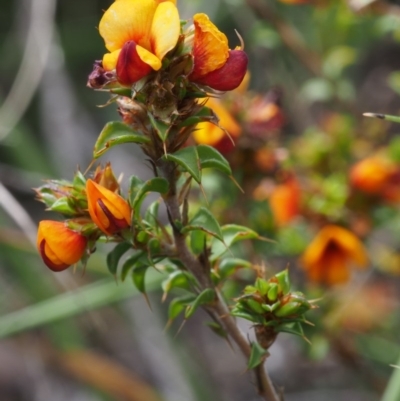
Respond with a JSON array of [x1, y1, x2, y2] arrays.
[[131, 178, 169, 216], [206, 322, 229, 339], [121, 251, 147, 281], [190, 229, 207, 255], [168, 294, 197, 321], [248, 341, 268, 370], [197, 145, 232, 175], [106, 242, 131, 276], [182, 207, 223, 241], [185, 288, 216, 319], [211, 224, 260, 260], [162, 271, 197, 295], [94, 122, 150, 158], [217, 258, 252, 279], [178, 107, 215, 127], [164, 146, 201, 183], [148, 113, 170, 141], [132, 265, 150, 293], [128, 176, 145, 206]]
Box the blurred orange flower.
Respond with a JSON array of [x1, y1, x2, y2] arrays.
[[302, 225, 368, 285], [193, 97, 241, 153], [99, 0, 180, 85], [269, 178, 300, 226], [86, 179, 131, 235], [189, 14, 248, 91], [350, 155, 400, 202], [37, 221, 87, 272]]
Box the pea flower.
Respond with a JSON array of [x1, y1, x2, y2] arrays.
[[86, 179, 131, 235], [301, 225, 368, 285], [99, 0, 180, 86], [189, 13, 248, 91], [37, 221, 87, 272], [269, 178, 300, 226], [193, 97, 241, 153]]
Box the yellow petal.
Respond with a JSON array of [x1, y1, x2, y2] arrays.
[[191, 13, 229, 78], [137, 45, 162, 70], [99, 0, 157, 52], [103, 49, 121, 71], [150, 2, 180, 60]]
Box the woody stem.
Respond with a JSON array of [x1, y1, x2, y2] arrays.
[[159, 160, 280, 401]]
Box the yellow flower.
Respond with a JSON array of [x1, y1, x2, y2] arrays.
[[86, 179, 131, 235], [301, 225, 368, 285], [193, 97, 241, 152], [37, 221, 87, 272], [99, 0, 180, 85], [189, 14, 248, 91]]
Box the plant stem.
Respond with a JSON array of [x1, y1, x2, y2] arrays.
[[160, 161, 280, 401]]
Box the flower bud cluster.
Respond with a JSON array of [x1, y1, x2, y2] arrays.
[[35, 164, 132, 271], [231, 270, 316, 349]]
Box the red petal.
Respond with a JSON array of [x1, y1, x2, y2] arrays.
[[39, 239, 70, 272], [192, 50, 248, 91], [116, 41, 152, 86]]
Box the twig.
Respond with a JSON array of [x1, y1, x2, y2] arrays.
[[245, 0, 322, 76]]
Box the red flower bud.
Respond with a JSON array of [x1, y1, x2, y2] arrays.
[[193, 50, 248, 91], [37, 221, 87, 272], [86, 179, 131, 235]]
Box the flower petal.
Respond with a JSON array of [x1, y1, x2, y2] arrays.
[[150, 2, 180, 60], [190, 13, 229, 80], [193, 49, 248, 91], [99, 0, 157, 52], [116, 41, 154, 86], [103, 50, 121, 71]]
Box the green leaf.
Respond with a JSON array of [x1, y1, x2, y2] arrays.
[[128, 176, 145, 206], [211, 225, 260, 260], [121, 251, 147, 281], [185, 288, 215, 319], [148, 113, 170, 141], [144, 200, 160, 227], [275, 269, 291, 295], [164, 146, 201, 183], [132, 265, 150, 294], [182, 207, 223, 241], [130, 178, 169, 216], [206, 322, 228, 339], [248, 341, 268, 370], [178, 107, 215, 127], [168, 294, 196, 321], [93, 122, 150, 158], [190, 229, 207, 255], [217, 258, 252, 279], [162, 271, 196, 295], [106, 242, 132, 276], [197, 145, 232, 175], [50, 197, 75, 215]]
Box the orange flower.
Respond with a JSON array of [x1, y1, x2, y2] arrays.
[[99, 0, 180, 86], [193, 97, 241, 153], [350, 155, 400, 202], [189, 14, 248, 91], [302, 225, 368, 285], [269, 178, 300, 226], [37, 221, 87, 272], [86, 179, 131, 235]]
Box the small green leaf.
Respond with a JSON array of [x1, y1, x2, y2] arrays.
[[211, 225, 260, 260], [50, 197, 75, 215], [218, 258, 252, 279], [182, 207, 223, 241], [178, 107, 215, 127], [164, 146, 201, 183], [121, 251, 147, 281], [248, 341, 268, 370], [162, 271, 196, 295], [106, 242, 131, 276], [255, 278, 270, 296], [190, 229, 207, 255], [275, 269, 291, 295], [197, 145, 232, 175], [94, 122, 150, 158], [128, 176, 145, 206], [185, 288, 215, 319], [132, 265, 150, 293], [267, 283, 278, 302], [73, 171, 86, 187], [148, 113, 170, 141], [206, 322, 228, 339], [144, 200, 160, 227], [130, 178, 169, 216], [168, 295, 196, 321]]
